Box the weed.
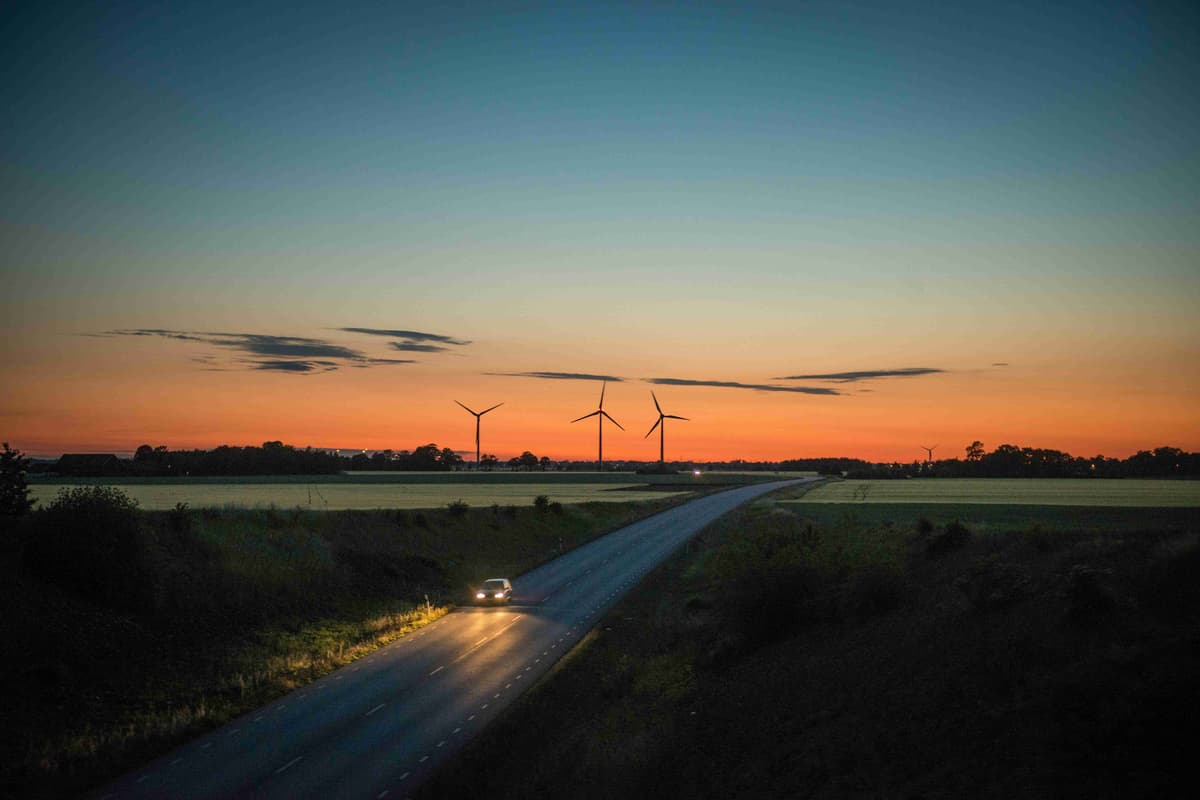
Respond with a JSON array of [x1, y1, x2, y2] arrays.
[[447, 499, 469, 517], [533, 494, 551, 513]]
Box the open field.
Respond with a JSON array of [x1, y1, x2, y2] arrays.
[[791, 478, 1200, 507], [26, 471, 800, 510]]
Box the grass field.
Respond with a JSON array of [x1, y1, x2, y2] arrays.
[[791, 478, 1200, 507], [27, 471, 795, 510]]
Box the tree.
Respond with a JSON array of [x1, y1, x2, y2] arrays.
[[517, 451, 539, 471], [965, 441, 984, 462], [1, 442, 34, 516], [480, 454, 499, 471]]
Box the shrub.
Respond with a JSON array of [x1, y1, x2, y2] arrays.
[[447, 499, 469, 517], [169, 501, 191, 533], [1065, 564, 1116, 621], [24, 486, 153, 612], [954, 557, 1032, 611], [926, 520, 970, 559], [1024, 524, 1056, 553], [916, 517, 935, 536], [847, 565, 905, 618], [533, 494, 551, 513], [549, 501, 564, 515]]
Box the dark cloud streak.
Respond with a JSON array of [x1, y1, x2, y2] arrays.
[[775, 367, 945, 383], [647, 377, 840, 395], [488, 371, 624, 383]]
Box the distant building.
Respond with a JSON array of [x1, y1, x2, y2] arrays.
[[56, 454, 123, 476]]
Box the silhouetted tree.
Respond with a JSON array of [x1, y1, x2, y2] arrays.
[[1, 442, 33, 516], [966, 441, 985, 462]]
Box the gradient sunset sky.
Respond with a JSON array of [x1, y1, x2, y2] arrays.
[[3, 0, 1197, 462]]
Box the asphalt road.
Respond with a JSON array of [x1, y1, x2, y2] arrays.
[[93, 478, 812, 799]]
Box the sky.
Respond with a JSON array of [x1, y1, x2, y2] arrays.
[[2, 0, 1197, 463]]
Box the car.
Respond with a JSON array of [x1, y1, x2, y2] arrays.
[[475, 578, 512, 604]]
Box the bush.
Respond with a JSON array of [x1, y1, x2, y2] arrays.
[[24, 486, 153, 612], [926, 520, 970, 559], [847, 565, 905, 618], [447, 499, 469, 517], [533, 495, 551, 513], [916, 517, 935, 536], [549, 501, 564, 515]]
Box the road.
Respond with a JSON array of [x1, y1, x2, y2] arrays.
[[93, 478, 812, 799]]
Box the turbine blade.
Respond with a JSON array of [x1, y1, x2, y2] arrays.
[[665, 415, 689, 421], [571, 411, 601, 424], [601, 410, 624, 430], [645, 417, 662, 438], [479, 402, 504, 415], [651, 390, 661, 414], [455, 400, 477, 415], [599, 381, 606, 410]]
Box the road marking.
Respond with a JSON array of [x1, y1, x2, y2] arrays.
[[505, 683, 512, 689], [482, 703, 489, 709], [254, 716, 264, 723], [474, 637, 488, 646], [516, 674, 523, 680], [136, 775, 148, 783], [378, 791, 389, 798], [366, 703, 386, 717], [334, 675, 343, 680], [454, 727, 461, 733], [201, 743, 212, 750], [419, 755, 429, 763], [228, 728, 240, 736], [437, 740, 445, 748], [468, 714, 476, 721], [274, 756, 303, 774], [400, 772, 409, 780], [429, 666, 444, 676], [170, 758, 183, 766]]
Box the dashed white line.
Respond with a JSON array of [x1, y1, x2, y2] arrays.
[[482, 703, 489, 709], [274, 756, 303, 774], [170, 758, 183, 766], [377, 791, 390, 798], [400, 772, 410, 780], [468, 714, 476, 721], [254, 716, 264, 723], [136, 775, 148, 784], [437, 740, 446, 748], [201, 743, 212, 750], [419, 755, 429, 763], [366, 703, 386, 717], [429, 666, 444, 676], [454, 727, 461, 734], [228, 728, 240, 736]]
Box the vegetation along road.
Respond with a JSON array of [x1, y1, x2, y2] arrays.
[[92, 478, 816, 799]]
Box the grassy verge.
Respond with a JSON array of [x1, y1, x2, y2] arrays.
[[0, 493, 691, 800], [418, 492, 1200, 799]]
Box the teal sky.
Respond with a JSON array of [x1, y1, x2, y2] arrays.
[[2, 0, 1198, 459]]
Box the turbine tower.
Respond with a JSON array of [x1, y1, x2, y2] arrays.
[[455, 400, 503, 468], [920, 444, 938, 463], [645, 391, 689, 464], [571, 382, 623, 471]]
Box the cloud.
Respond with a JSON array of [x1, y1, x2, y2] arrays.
[[390, 342, 452, 353], [775, 367, 945, 383], [338, 327, 471, 346], [251, 360, 339, 373], [488, 371, 624, 382], [646, 377, 840, 395], [101, 329, 419, 374], [993, 362, 1009, 367]]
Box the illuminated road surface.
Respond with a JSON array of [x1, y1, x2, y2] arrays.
[[93, 479, 812, 799]]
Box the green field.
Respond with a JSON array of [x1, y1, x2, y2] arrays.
[[26, 471, 797, 510], [791, 478, 1200, 507]]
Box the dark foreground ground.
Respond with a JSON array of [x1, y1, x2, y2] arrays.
[[419, 495, 1200, 799]]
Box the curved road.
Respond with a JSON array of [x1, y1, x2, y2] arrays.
[[93, 479, 812, 799]]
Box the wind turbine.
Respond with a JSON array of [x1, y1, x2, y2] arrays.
[[455, 400, 503, 468], [645, 391, 689, 464], [571, 382, 623, 471], [920, 444, 938, 463]]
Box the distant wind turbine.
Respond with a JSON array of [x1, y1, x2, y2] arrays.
[[645, 391, 689, 464], [571, 382, 623, 471], [455, 400, 503, 468], [920, 444, 938, 463]]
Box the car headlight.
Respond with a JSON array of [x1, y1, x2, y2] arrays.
[[494, 592, 505, 599], [476, 592, 486, 599]]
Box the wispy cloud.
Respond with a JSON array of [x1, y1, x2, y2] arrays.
[[488, 371, 624, 382], [993, 362, 1010, 367], [647, 377, 840, 395], [775, 367, 945, 383], [250, 360, 339, 373], [390, 342, 452, 353], [101, 329, 419, 374], [339, 327, 471, 346]]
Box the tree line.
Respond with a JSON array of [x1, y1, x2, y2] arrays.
[[15, 441, 1200, 479]]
